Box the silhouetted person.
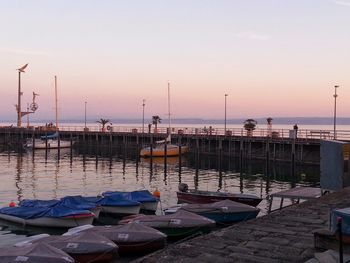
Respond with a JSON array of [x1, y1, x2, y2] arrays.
[[293, 124, 298, 139]]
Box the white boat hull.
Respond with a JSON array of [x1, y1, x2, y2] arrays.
[[101, 205, 141, 216], [141, 201, 159, 212], [0, 213, 94, 228], [26, 139, 71, 149], [91, 207, 101, 219]]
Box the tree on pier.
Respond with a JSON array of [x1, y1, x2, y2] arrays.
[[244, 119, 257, 136], [96, 118, 110, 132], [152, 115, 162, 133]]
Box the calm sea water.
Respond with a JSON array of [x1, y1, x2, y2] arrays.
[[0, 147, 319, 216]]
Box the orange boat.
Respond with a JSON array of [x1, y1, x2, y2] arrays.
[[140, 143, 188, 157]]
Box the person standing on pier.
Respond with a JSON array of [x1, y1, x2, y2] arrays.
[[293, 124, 298, 139]]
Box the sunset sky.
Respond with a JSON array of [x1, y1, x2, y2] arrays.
[[0, 0, 349, 122]]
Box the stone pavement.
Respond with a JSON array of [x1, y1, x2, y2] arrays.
[[135, 187, 350, 263]]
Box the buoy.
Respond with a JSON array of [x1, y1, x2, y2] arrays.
[[107, 125, 111, 131], [153, 189, 160, 198], [9, 201, 16, 207]]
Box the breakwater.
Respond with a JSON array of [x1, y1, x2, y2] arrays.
[[0, 127, 321, 164]]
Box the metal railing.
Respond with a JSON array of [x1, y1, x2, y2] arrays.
[[53, 125, 350, 141]]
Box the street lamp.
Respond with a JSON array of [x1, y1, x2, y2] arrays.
[[84, 101, 87, 129], [16, 63, 28, 127], [224, 94, 228, 133], [142, 99, 145, 133], [333, 85, 339, 140]]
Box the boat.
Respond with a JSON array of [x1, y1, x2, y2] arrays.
[[17, 231, 118, 263], [140, 82, 189, 157], [0, 204, 94, 228], [65, 223, 167, 256], [103, 190, 159, 212], [26, 133, 71, 149], [119, 210, 216, 239], [19, 196, 102, 219], [0, 242, 74, 263], [84, 194, 141, 216], [177, 183, 262, 207], [164, 199, 260, 224]]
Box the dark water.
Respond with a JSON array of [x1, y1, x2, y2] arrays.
[[0, 147, 319, 236]]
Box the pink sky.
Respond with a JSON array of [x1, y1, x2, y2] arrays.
[[0, 0, 349, 121]]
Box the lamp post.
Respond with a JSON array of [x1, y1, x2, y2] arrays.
[[333, 85, 339, 140], [16, 64, 28, 127], [142, 99, 145, 133], [224, 94, 228, 133], [84, 101, 87, 129]]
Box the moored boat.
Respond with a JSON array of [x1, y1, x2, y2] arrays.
[[103, 190, 159, 212], [0, 242, 74, 263], [140, 144, 189, 157], [65, 223, 167, 256], [0, 205, 94, 228], [164, 199, 260, 224], [84, 195, 141, 216], [119, 210, 216, 239], [177, 183, 262, 207], [20, 196, 101, 219], [18, 231, 118, 263]]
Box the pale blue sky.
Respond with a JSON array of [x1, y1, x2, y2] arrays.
[[0, 0, 349, 121]]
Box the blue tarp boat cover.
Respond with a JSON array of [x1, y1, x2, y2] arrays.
[[85, 194, 140, 207], [19, 199, 60, 208], [60, 196, 98, 210], [103, 190, 157, 203], [19, 196, 97, 210], [331, 207, 350, 234], [0, 204, 91, 219], [40, 132, 58, 140]]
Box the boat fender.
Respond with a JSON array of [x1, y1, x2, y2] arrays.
[[153, 189, 160, 198], [178, 183, 188, 192], [9, 200, 16, 207], [107, 125, 111, 131]]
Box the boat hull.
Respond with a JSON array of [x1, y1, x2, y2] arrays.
[[69, 252, 116, 263], [140, 145, 188, 157], [155, 225, 214, 240], [101, 205, 140, 216], [176, 191, 262, 207], [140, 201, 158, 212], [26, 139, 71, 149], [117, 239, 166, 256], [0, 213, 94, 228]]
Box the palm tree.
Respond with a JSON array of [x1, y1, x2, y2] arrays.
[[96, 118, 110, 132], [244, 119, 257, 136], [152, 115, 161, 133]]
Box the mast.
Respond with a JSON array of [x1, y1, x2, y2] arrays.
[[168, 82, 171, 135], [55, 76, 58, 129]]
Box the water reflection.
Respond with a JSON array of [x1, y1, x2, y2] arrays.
[[0, 148, 319, 216]]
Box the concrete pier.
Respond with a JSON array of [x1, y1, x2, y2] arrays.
[[136, 188, 350, 263]]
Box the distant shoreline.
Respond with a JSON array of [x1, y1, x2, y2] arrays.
[[1, 117, 350, 125]]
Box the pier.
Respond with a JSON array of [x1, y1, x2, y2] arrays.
[[1, 125, 347, 165], [136, 187, 350, 263]]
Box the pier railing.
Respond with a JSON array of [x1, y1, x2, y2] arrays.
[[52, 125, 350, 141]]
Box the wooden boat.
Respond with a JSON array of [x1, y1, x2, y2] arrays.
[[164, 199, 260, 224], [177, 183, 262, 207], [0, 205, 95, 228], [103, 190, 159, 213], [0, 242, 74, 263], [119, 210, 216, 239], [17, 232, 118, 263], [65, 223, 167, 256]]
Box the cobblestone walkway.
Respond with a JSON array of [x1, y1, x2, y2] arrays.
[[136, 187, 350, 263]]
